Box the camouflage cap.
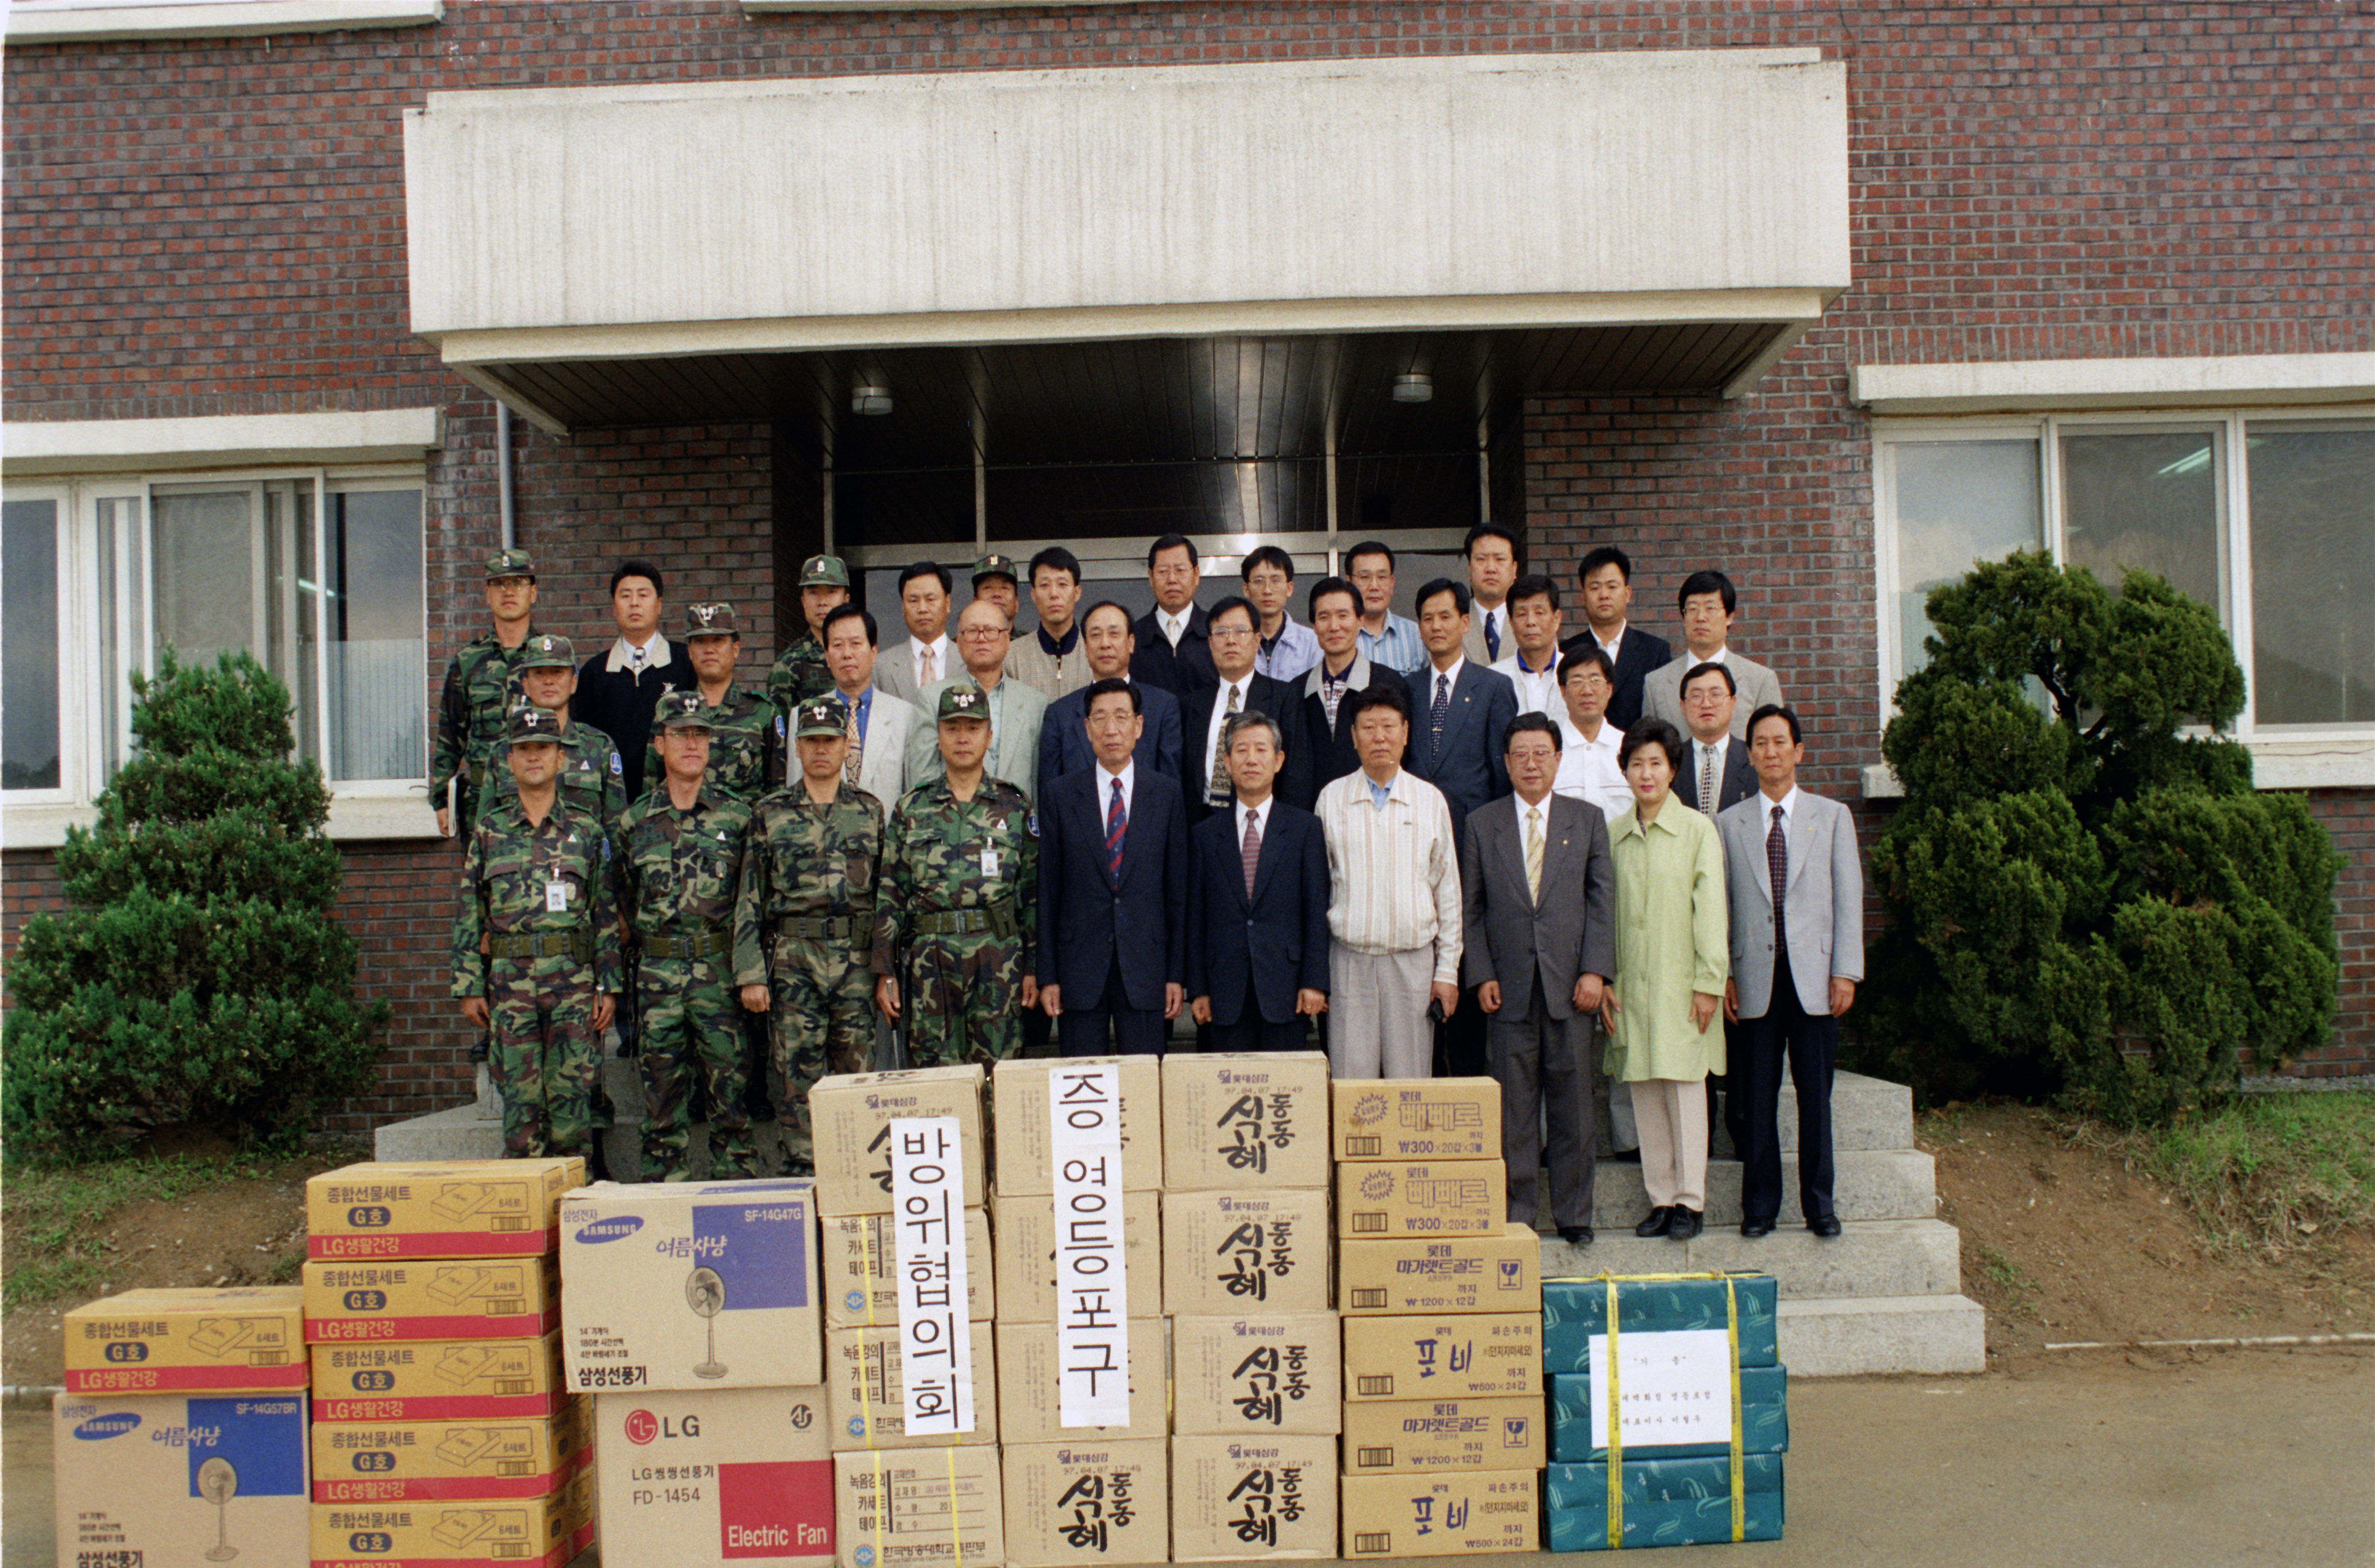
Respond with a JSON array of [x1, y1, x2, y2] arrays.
[[505, 705, 565, 744], [971, 551, 1021, 585], [656, 690, 713, 732], [516, 633, 576, 671], [794, 696, 852, 739], [485, 548, 535, 581], [683, 601, 740, 639], [936, 680, 992, 723], [798, 554, 852, 589]]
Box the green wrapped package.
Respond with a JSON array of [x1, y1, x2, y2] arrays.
[[1543, 1273, 1778, 1372], [1546, 1490, 1786, 1550], [1548, 1366, 1789, 1462], [1545, 1454, 1783, 1512]]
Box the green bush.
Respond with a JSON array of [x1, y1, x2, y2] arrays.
[[1856, 553, 2342, 1125], [3, 651, 388, 1161]]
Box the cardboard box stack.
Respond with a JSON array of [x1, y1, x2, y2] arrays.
[[1330, 1079, 1544, 1559], [302, 1157, 595, 1568]]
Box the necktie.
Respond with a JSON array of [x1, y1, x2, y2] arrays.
[[1768, 804, 1788, 920], [844, 701, 864, 788], [1485, 611, 1501, 662], [1207, 683, 1239, 808], [1106, 777, 1127, 885], [629, 643, 647, 673], [1323, 670, 1348, 728], [1525, 804, 1544, 903], [1241, 808, 1262, 899], [1699, 744, 1716, 812], [920, 644, 937, 686], [1432, 673, 1451, 750]]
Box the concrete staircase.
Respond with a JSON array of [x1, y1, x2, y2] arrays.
[[375, 1055, 685, 1177], [1539, 1069, 1987, 1377]]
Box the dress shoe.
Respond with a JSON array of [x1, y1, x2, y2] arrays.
[[1633, 1206, 1673, 1238], [1668, 1208, 1704, 1242], [1559, 1226, 1594, 1247], [1739, 1218, 1775, 1239], [1609, 1148, 1643, 1164], [1808, 1214, 1843, 1239]]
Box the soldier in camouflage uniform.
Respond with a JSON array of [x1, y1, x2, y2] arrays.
[[735, 696, 883, 1175], [430, 548, 539, 837], [453, 706, 624, 1160], [874, 681, 1040, 1067], [616, 692, 759, 1181], [480, 634, 627, 840], [764, 553, 851, 719], [644, 602, 783, 805]]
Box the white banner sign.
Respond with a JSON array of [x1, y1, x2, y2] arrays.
[[1051, 1063, 1132, 1428], [891, 1115, 975, 1435], [1586, 1328, 1733, 1450]]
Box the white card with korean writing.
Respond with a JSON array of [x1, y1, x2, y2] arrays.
[[1585, 1328, 1733, 1449], [1051, 1063, 1131, 1428], [891, 1115, 975, 1435]]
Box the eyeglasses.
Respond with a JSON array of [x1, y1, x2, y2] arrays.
[[1210, 626, 1257, 641], [959, 625, 1010, 639]]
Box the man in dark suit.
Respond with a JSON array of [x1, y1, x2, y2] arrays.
[[1462, 714, 1616, 1245], [1670, 662, 1757, 817], [1559, 546, 1671, 733], [1131, 533, 1219, 701], [1038, 678, 1191, 1056], [1181, 594, 1308, 822], [1038, 600, 1185, 797], [1187, 708, 1331, 1052], [1288, 576, 1409, 810]]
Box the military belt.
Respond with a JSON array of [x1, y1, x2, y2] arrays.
[[640, 927, 732, 960], [488, 930, 594, 963], [775, 915, 868, 941], [912, 905, 1016, 940]]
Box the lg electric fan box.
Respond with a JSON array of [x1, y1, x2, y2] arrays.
[[1002, 1438, 1170, 1568], [308, 1398, 589, 1502], [303, 1256, 561, 1342], [64, 1285, 306, 1395], [1161, 1052, 1330, 1189], [832, 1445, 1006, 1568], [595, 1385, 837, 1568], [1329, 1079, 1503, 1162], [808, 1066, 988, 1216], [1337, 1225, 1540, 1316], [311, 1333, 570, 1423], [310, 1467, 594, 1568], [53, 1391, 309, 1568], [306, 1159, 583, 1260], [1342, 1470, 1541, 1558], [992, 1055, 1165, 1193], [1334, 1162, 1505, 1239], [1162, 1188, 1331, 1315], [1170, 1313, 1342, 1436], [1341, 1313, 1542, 1401], [559, 1177, 824, 1392], [1169, 1434, 1337, 1562], [823, 1207, 994, 1329], [992, 1187, 1161, 1322]]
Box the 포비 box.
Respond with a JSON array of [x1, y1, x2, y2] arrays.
[[64, 1285, 306, 1395], [995, 1317, 1169, 1445], [1161, 1052, 1330, 1190], [1342, 1470, 1541, 1558], [993, 1188, 1161, 1323], [1541, 1272, 1779, 1372], [1169, 1434, 1337, 1562], [1002, 1438, 1169, 1568], [559, 1178, 823, 1392], [303, 1256, 561, 1343], [1162, 1188, 1330, 1315], [1334, 1162, 1504, 1239], [808, 1067, 988, 1216], [832, 1445, 1006, 1568], [310, 1334, 569, 1423], [993, 1056, 1164, 1194], [1329, 1079, 1502, 1163], [53, 1392, 308, 1568], [824, 1321, 999, 1450], [1339, 1396, 1543, 1474], [1170, 1312, 1341, 1436], [823, 1208, 994, 1330], [1341, 1312, 1541, 1401], [1337, 1225, 1540, 1316], [309, 1467, 594, 1568], [306, 1159, 582, 1260], [594, 1385, 836, 1568], [308, 1399, 588, 1502]]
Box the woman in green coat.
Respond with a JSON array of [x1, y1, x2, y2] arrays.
[[1599, 719, 1728, 1241]]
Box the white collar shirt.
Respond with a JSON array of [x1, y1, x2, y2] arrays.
[[1157, 608, 1191, 648], [1095, 759, 1137, 824], [1235, 794, 1273, 844], [605, 633, 672, 674], [1762, 786, 1801, 831], [1427, 656, 1468, 703], [1490, 651, 1561, 718], [1207, 673, 1256, 775], [910, 634, 951, 689], [1513, 789, 1557, 841], [1594, 622, 1629, 660], [1553, 717, 1631, 821]]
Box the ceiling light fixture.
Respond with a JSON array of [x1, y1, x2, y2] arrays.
[[852, 385, 893, 416], [1392, 372, 1434, 404]]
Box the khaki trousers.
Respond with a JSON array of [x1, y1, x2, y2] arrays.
[[1631, 1076, 1709, 1212]]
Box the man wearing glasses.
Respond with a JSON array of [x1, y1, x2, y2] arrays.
[[904, 596, 1049, 804]]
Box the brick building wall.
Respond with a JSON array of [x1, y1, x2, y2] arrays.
[[5, 2, 2369, 1126]]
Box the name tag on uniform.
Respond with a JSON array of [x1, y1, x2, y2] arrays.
[[980, 845, 999, 879], [546, 880, 570, 913]]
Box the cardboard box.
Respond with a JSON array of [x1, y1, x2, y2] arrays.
[[1161, 1052, 1330, 1190], [594, 1385, 836, 1568], [1169, 1434, 1338, 1562], [991, 1055, 1164, 1194], [993, 1188, 1161, 1323], [52, 1392, 309, 1568], [1163, 1188, 1331, 1315], [1337, 1225, 1540, 1316], [1171, 1313, 1342, 1436], [824, 1207, 994, 1330], [825, 1321, 999, 1450], [1339, 1396, 1543, 1474], [309, 1399, 588, 1503], [833, 1445, 1006, 1568], [303, 1256, 561, 1343], [306, 1159, 582, 1260], [995, 1317, 1169, 1445], [809, 1067, 988, 1216], [1329, 1079, 1502, 1163], [1342, 1470, 1542, 1557], [1341, 1313, 1542, 1401], [559, 1178, 824, 1392], [311, 1334, 570, 1423], [63, 1285, 306, 1395], [310, 1468, 595, 1568], [1002, 1438, 1170, 1568], [1334, 1162, 1504, 1239]]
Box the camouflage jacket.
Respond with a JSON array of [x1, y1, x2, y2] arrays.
[[643, 682, 782, 805], [733, 783, 885, 986], [481, 719, 626, 840], [764, 635, 834, 717], [430, 628, 536, 799], [451, 793, 623, 997], [872, 776, 1038, 973], [616, 785, 754, 943]]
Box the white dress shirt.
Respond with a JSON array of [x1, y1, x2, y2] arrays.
[[1424, 656, 1467, 717], [1554, 717, 1631, 821], [1692, 734, 1732, 807], [605, 632, 673, 674], [1095, 759, 1137, 825], [1206, 674, 1255, 781], [1156, 608, 1191, 648], [907, 634, 951, 690], [1317, 767, 1463, 984], [1490, 651, 1561, 717], [1476, 602, 1511, 661], [1593, 622, 1631, 661], [1235, 794, 1273, 845], [1512, 788, 1558, 840], [1759, 786, 1800, 832]]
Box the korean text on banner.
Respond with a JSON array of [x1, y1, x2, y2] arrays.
[[1052, 1063, 1133, 1429], [1586, 1328, 1734, 1450], [890, 1117, 975, 1436]]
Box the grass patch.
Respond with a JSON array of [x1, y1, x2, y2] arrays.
[[3, 1154, 277, 1311], [1976, 1244, 2040, 1303], [2105, 1093, 2375, 1250]]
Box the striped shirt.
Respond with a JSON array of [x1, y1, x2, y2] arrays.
[[1316, 767, 1464, 985]]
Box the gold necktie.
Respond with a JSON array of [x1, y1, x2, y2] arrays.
[[845, 703, 864, 787], [920, 645, 937, 686], [1525, 804, 1544, 903]]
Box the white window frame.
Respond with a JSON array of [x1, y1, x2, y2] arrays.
[[2, 484, 80, 808]]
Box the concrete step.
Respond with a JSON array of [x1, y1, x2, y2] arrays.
[[1586, 1148, 1936, 1227], [1776, 1293, 1988, 1376], [1538, 1218, 1964, 1301], [1602, 1069, 1916, 1161]]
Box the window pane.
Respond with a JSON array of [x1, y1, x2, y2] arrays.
[[2248, 424, 2375, 727], [1890, 439, 2042, 676], [2061, 429, 2225, 616], [326, 488, 427, 782], [2, 499, 63, 791], [153, 489, 258, 670], [96, 496, 145, 782]]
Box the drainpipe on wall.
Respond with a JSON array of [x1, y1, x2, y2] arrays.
[[496, 400, 515, 551]]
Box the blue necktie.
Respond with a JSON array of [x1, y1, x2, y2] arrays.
[[1485, 611, 1500, 662]]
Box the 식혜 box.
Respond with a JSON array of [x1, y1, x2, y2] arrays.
[[310, 1334, 570, 1423], [306, 1159, 582, 1260], [1342, 1470, 1541, 1558], [1329, 1079, 1503, 1163], [64, 1285, 306, 1395], [822, 1208, 994, 1329], [808, 1067, 988, 1216], [1169, 1434, 1338, 1562], [993, 1188, 1160, 1324], [832, 1445, 1006, 1568], [1341, 1312, 1542, 1401], [1161, 1052, 1331, 1190], [1162, 1188, 1331, 1315], [1337, 1225, 1541, 1316], [1002, 1438, 1170, 1568], [53, 1392, 309, 1568], [824, 1322, 1000, 1450], [594, 1385, 836, 1568], [303, 1257, 561, 1343], [559, 1179, 824, 1392], [994, 1056, 1164, 1194], [1170, 1313, 1342, 1436], [995, 1317, 1170, 1445]]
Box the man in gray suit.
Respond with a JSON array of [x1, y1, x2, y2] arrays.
[[1462, 713, 1616, 1246], [1719, 705, 1863, 1239], [905, 596, 1048, 804], [821, 604, 917, 818], [1642, 569, 1783, 740], [875, 561, 955, 705]]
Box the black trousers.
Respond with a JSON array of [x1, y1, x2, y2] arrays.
[[1489, 978, 1597, 1229], [1434, 984, 1491, 1077], [1736, 943, 1839, 1225], [1061, 949, 1168, 1056], [1210, 1013, 1310, 1052]]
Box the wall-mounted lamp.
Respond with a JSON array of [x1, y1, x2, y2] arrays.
[[1392, 372, 1434, 404], [852, 385, 894, 416]]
